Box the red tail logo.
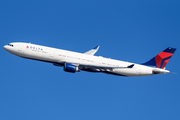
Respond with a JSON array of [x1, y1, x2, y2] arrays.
[[142, 47, 176, 68]]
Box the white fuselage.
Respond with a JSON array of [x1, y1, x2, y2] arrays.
[[3, 42, 170, 77]]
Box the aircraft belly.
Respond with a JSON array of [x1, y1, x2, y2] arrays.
[[113, 68, 152, 76], [113, 68, 140, 76], [139, 69, 153, 76]]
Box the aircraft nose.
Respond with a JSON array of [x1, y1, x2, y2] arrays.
[[3, 45, 11, 52], [3, 45, 8, 50]]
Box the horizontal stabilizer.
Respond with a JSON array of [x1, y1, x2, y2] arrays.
[[127, 64, 134, 68]]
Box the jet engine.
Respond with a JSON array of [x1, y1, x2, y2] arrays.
[[64, 63, 80, 73]]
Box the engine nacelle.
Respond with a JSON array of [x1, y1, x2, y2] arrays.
[[64, 63, 80, 73]]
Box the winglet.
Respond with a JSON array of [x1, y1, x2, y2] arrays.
[[93, 46, 99, 50], [84, 46, 100, 56]]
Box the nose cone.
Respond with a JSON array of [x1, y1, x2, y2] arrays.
[[3, 45, 8, 51], [3, 45, 12, 53]]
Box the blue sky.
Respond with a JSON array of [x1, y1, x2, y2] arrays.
[[0, 0, 180, 120]]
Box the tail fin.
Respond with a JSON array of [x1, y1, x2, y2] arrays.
[[142, 47, 176, 69]]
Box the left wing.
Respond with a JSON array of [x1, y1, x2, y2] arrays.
[[79, 63, 120, 72], [84, 46, 100, 56], [55, 59, 134, 72], [79, 63, 134, 71]]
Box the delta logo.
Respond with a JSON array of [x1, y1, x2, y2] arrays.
[[26, 46, 43, 51]]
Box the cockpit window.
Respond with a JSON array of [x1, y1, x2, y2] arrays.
[[8, 44, 14, 47]]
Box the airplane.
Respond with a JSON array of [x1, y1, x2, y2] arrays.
[[3, 42, 176, 77]]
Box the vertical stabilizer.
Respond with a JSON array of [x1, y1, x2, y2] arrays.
[[142, 47, 176, 69]]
